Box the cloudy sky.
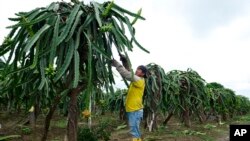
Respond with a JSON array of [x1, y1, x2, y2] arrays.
[[1, 0, 250, 98]]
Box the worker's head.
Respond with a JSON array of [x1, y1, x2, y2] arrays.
[[136, 65, 147, 78]]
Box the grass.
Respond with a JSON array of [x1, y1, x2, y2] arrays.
[[233, 114, 250, 122], [52, 119, 67, 128], [0, 135, 21, 140], [50, 138, 61, 141], [112, 113, 250, 141], [0, 112, 250, 141]]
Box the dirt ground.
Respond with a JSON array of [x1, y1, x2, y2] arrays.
[[1, 111, 249, 141], [110, 117, 230, 141]]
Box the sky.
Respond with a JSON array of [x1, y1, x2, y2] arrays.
[[0, 0, 250, 98]]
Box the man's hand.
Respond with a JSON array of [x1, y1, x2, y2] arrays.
[[111, 59, 119, 67], [119, 54, 130, 70], [119, 54, 127, 63]]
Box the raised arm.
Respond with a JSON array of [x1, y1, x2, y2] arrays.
[[112, 59, 140, 82]]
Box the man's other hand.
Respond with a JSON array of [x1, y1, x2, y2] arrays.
[[119, 54, 127, 63], [111, 59, 119, 67]]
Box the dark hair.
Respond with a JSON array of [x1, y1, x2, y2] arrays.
[[138, 65, 147, 78]]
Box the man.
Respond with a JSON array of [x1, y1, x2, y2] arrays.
[[111, 56, 147, 141]]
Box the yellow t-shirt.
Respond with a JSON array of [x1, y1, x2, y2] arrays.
[[125, 79, 145, 112]]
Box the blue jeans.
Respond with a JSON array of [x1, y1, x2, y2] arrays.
[[127, 109, 143, 138]]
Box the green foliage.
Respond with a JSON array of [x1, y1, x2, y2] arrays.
[[205, 82, 250, 118], [0, 59, 5, 101], [78, 118, 112, 141], [50, 139, 60, 141], [0, 1, 147, 90], [45, 64, 55, 77], [77, 127, 98, 141], [235, 95, 250, 115], [107, 89, 126, 112], [143, 64, 250, 129], [95, 118, 112, 141], [0, 0, 147, 120], [115, 124, 127, 130], [203, 124, 216, 130], [53, 119, 67, 128], [170, 130, 206, 136], [1, 0, 250, 137], [145, 67, 208, 125], [0, 135, 21, 141], [21, 126, 32, 135], [164, 68, 207, 113], [144, 63, 167, 111], [181, 130, 206, 136]]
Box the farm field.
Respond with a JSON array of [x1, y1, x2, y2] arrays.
[[1, 111, 250, 141], [1, 0, 250, 141]]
